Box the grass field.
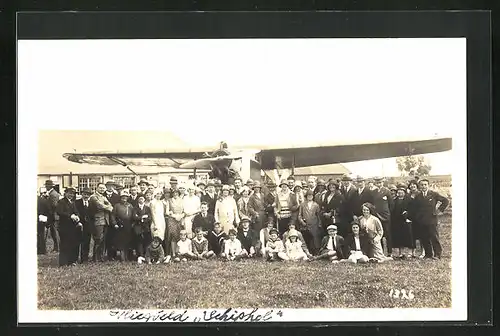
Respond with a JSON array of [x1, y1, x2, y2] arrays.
[[38, 213, 452, 310]]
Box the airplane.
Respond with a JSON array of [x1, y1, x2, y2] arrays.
[[62, 137, 452, 186]]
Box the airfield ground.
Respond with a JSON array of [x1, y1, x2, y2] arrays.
[[37, 213, 452, 309]]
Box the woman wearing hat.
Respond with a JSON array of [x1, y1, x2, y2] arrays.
[[248, 181, 267, 231], [183, 185, 201, 238], [111, 190, 135, 261], [321, 181, 346, 237], [55, 187, 81, 266], [237, 186, 252, 223], [298, 190, 322, 255], [275, 179, 298, 237], [390, 185, 415, 259], [150, 188, 168, 248], [406, 180, 423, 258], [165, 189, 184, 257], [214, 185, 240, 235]]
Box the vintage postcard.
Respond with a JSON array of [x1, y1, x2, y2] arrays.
[[18, 37, 467, 323]]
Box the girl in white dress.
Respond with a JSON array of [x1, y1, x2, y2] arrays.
[[183, 185, 201, 238], [285, 229, 309, 261]]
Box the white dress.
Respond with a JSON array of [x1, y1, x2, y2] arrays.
[[215, 197, 240, 234], [285, 240, 307, 260], [183, 195, 201, 237], [150, 199, 167, 241]]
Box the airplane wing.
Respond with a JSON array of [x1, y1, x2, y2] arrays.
[[258, 137, 452, 170], [62, 149, 211, 168]]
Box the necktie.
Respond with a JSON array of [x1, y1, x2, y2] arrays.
[[84, 200, 88, 207]]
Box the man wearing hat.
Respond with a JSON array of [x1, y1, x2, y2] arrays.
[[201, 181, 217, 216], [372, 177, 394, 257], [138, 178, 149, 196], [169, 176, 178, 190], [264, 181, 278, 222], [248, 181, 266, 231], [237, 216, 260, 258], [55, 187, 82, 266], [104, 180, 120, 206], [75, 187, 93, 263], [197, 181, 207, 196], [340, 175, 360, 232], [104, 180, 121, 260], [44, 180, 61, 252], [37, 187, 52, 255], [88, 183, 114, 262], [354, 176, 375, 216], [314, 225, 346, 262]]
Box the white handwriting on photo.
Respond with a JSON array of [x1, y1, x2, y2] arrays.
[[389, 289, 414, 300]]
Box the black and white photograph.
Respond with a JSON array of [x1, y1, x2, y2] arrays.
[[18, 32, 470, 323]]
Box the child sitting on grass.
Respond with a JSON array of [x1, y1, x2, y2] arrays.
[[265, 228, 288, 261], [285, 229, 309, 261], [192, 228, 215, 260], [313, 225, 344, 263], [142, 236, 165, 264], [222, 229, 245, 261], [207, 222, 227, 258], [283, 222, 313, 259], [174, 230, 196, 262]]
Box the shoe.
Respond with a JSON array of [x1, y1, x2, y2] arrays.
[[181, 258, 187, 262], [431, 256, 440, 260], [70, 262, 77, 266], [164, 255, 171, 263], [137, 257, 145, 264]]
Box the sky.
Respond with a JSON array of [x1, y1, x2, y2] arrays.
[[19, 38, 465, 176]]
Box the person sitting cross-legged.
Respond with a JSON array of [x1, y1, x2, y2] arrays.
[[222, 229, 247, 261], [191, 227, 215, 260], [285, 229, 309, 261], [283, 222, 313, 259], [342, 221, 370, 264], [265, 228, 288, 261], [174, 230, 196, 262], [312, 225, 346, 263], [236, 216, 260, 258]]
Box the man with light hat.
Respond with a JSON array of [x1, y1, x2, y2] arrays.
[[43, 180, 61, 253], [313, 224, 346, 262], [354, 176, 375, 216], [169, 176, 178, 190], [197, 181, 207, 195], [55, 186, 81, 266]]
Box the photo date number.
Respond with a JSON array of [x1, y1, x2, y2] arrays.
[[389, 289, 414, 300]]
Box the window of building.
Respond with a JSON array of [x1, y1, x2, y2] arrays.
[[78, 176, 102, 193], [113, 175, 135, 189]]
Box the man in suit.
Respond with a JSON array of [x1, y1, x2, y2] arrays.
[[103, 180, 120, 260], [314, 225, 346, 261], [354, 176, 375, 216], [75, 187, 93, 263], [55, 187, 82, 266], [372, 177, 394, 256], [44, 180, 61, 252], [37, 187, 52, 255], [201, 181, 218, 216], [236, 217, 260, 257], [415, 179, 449, 259], [192, 202, 216, 235], [138, 178, 149, 197], [128, 185, 140, 207], [340, 175, 360, 230], [88, 183, 114, 262]]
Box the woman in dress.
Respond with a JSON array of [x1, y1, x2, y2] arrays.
[[150, 188, 168, 248], [297, 190, 322, 255], [214, 185, 240, 234], [391, 185, 414, 259], [406, 180, 422, 258], [166, 189, 184, 257], [237, 186, 252, 224], [183, 185, 201, 238], [359, 202, 393, 263]]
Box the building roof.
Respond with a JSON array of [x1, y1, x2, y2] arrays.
[[293, 163, 351, 176]]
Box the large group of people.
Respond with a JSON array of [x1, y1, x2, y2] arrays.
[[37, 174, 450, 266]]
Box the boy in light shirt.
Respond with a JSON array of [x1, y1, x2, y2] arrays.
[[223, 229, 245, 261], [265, 228, 288, 261], [174, 230, 196, 262]]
